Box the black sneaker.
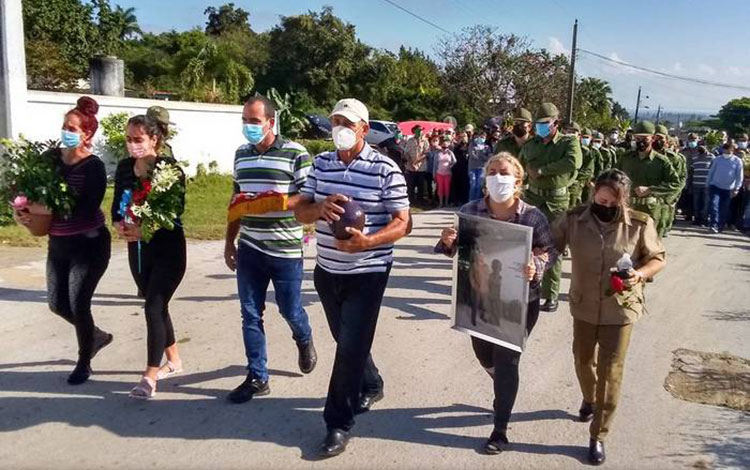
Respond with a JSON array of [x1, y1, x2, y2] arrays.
[[297, 339, 317, 374], [484, 429, 509, 455], [67, 361, 92, 385], [540, 299, 559, 312], [91, 328, 114, 359], [227, 374, 270, 404]]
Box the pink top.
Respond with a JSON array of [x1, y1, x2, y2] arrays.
[[434, 150, 456, 175]]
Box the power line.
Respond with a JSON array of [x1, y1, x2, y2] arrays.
[[578, 48, 750, 92], [378, 0, 452, 35]]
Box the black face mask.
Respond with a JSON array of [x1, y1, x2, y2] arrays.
[[636, 140, 649, 152], [591, 202, 620, 223], [652, 140, 665, 151], [512, 124, 527, 138]]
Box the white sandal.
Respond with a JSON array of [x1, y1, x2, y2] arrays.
[[129, 376, 156, 399], [156, 360, 183, 380]]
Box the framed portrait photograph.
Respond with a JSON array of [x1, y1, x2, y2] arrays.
[[451, 213, 533, 353]]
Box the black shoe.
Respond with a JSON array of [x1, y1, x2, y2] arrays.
[[356, 390, 384, 414], [579, 401, 594, 422], [588, 439, 605, 465], [91, 328, 114, 359], [319, 429, 349, 458], [297, 339, 317, 374], [227, 374, 270, 403], [67, 361, 92, 385], [541, 299, 558, 312], [484, 429, 509, 455]]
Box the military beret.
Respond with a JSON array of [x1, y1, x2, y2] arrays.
[[535, 103, 559, 122], [634, 121, 655, 136], [513, 107, 533, 122]]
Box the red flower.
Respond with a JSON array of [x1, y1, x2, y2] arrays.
[[610, 274, 626, 294]]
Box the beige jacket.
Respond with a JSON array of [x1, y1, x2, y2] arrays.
[[552, 206, 666, 325]]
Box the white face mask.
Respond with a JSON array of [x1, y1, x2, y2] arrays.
[[485, 174, 517, 203], [332, 126, 358, 151]]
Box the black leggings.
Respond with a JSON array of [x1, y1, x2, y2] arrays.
[[471, 298, 541, 432], [47, 227, 111, 361], [128, 229, 186, 367]]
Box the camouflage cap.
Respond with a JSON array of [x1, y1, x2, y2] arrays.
[[513, 107, 533, 122], [582, 127, 593, 136], [535, 103, 559, 122], [146, 106, 174, 126], [592, 131, 605, 140], [566, 121, 581, 132], [654, 124, 669, 136], [633, 120, 656, 136]]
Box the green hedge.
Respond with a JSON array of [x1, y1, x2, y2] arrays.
[[299, 139, 335, 156]]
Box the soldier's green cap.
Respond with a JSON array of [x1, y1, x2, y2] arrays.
[[535, 103, 559, 122], [513, 107, 533, 122], [582, 127, 593, 136], [654, 124, 669, 136], [633, 120, 655, 136], [593, 131, 604, 140], [146, 106, 174, 126], [565, 121, 581, 132]]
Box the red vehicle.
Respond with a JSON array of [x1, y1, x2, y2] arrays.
[[398, 120, 455, 136]]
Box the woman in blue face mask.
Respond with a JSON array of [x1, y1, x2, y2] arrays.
[[12, 96, 113, 386]]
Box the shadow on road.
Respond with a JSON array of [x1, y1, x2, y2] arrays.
[[0, 362, 586, 462]]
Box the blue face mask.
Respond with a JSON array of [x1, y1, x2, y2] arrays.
[[61, 130, 81, 148], [581, 138, 591, 146], [688, 140, 698, 149], [535, 122, 552, 138], [242, 123, 267, 144]]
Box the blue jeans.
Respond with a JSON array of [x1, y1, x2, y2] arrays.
[[708, 185, 732, 231], [469, 168, 484, 201], [237, 244, 312, 382], [692, 186, 709, 224]]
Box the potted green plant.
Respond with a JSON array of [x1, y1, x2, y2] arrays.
[[0, 139, 75, 236]]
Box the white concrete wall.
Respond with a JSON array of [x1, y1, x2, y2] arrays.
[[21, 91, 245, 175]]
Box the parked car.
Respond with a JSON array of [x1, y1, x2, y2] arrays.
[[366, 120, 399, 145], [304, 114, 332, 139]]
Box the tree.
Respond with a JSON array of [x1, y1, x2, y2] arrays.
[[204, 3, 251, 36], [717, 97, 750, 137], [258, 7, 370, 108], [25, 39, 80, 90]]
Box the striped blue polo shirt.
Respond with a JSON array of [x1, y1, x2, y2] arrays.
[[301, 144, 410, 274], [233, 136, 312, 258]]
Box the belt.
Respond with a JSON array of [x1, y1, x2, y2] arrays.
[[528, 185, 568, 197], [629, 196, 659, 205]]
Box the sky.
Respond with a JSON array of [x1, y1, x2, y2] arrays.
[[117, 0, 750, 116]]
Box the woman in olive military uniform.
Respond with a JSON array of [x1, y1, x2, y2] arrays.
[[552, 169, 666, 466]]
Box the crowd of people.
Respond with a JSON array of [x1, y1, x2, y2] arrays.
[[9, 93, 748, 467], [380, 110, 750, 238]]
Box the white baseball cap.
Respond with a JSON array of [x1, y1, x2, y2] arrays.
[[330, 98, 369, 124]]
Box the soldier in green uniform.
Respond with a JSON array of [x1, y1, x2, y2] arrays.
[[616, 121, 680, 238], [653, 125, 686, 236], [568, 127, 596, 207], [519, 103, 583, 312], [495, 108, 533, 158], [147, 106, 175, 158], [591, 131, 609, 176]]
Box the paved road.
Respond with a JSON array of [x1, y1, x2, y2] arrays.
[[1, 210, 748, 470]]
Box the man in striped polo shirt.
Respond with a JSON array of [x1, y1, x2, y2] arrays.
[[224, 95, 317, 404], [295, 98, 410, 458]]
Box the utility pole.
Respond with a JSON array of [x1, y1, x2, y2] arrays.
[[0, 0, 28, 139], [655, 105, 662, 124], [633, 86, 642, 125], [565, 19, 578, 125]]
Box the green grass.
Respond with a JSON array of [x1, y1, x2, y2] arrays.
[[0, 173, 234, 247]]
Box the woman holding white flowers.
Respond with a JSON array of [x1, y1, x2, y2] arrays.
[[112, 115, 187, 399]]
